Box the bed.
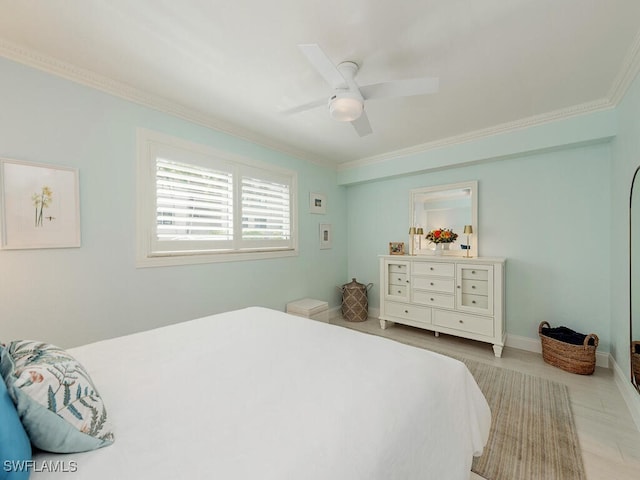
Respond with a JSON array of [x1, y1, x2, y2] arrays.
[[5, 307, 491, 479]]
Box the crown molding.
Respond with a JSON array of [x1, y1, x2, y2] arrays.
[[340, 30, 640, 172], [608, 29, 640, 106], [338, 98, 615, 171], [2, 32, 638, 174], [0, 37, 334, 169]]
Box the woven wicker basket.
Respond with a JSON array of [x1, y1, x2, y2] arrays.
[[338, 278, 373, 322], [538, 321, 598, 375], [632, 341, 640, 386]]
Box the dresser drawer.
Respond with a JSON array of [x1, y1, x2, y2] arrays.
[[388, 285, 408, 297], [389, 272, 408, 286], [412, 276, 455, 293], [433, 310, 493, 337], [413, 262, 455, 277], [461, 267, 490, 281], [389, 263, 409, 273], [461, 278, 488, 295], [385, 301, 430, 323], [460, 293, 489, 309], [413, 291, 455, 309]]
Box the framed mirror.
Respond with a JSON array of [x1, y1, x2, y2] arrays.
[[630, 167, 640, 393], [409, 181, 478, 257]]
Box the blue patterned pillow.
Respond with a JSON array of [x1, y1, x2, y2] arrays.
[[0, 350, 32, 480], [0, 341, 114, 453]]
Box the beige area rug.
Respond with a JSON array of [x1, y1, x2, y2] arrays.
[[336, 321, 586, 479], [464, 358, 586, 480]]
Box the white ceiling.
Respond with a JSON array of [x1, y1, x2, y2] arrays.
[[1, 0, 639, 167]]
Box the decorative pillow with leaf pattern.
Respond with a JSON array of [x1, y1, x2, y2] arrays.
[[0, 340, 114, 453]]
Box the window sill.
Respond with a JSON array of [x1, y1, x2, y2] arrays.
[[136, 248, 298, 268]]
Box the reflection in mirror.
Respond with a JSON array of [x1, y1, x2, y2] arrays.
[[630, 167, 640, 393], [410, 181, 478, 257]]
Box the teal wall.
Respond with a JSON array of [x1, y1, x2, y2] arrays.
[[345, 141, 612, 347], [0, 57, 348, 348], [1, 50, 637, 372], [611, 70, 640, 377]]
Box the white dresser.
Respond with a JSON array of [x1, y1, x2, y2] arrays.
[[379, 255, 506, 357]]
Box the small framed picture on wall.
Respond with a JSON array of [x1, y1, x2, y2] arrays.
[[309, 192, 326, 214], [320, 223, 332, 249], [389, 242, 405, 255]]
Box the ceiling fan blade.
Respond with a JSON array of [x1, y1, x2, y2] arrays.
[[280, 98, 326, 115], [351, 111, 373, 137], [360, 77, 439, 100], [298, 44, 347, 89]]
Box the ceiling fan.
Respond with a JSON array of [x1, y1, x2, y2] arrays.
[[283, 44, 439, 137]]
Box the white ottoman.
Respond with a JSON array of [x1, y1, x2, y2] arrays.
[[286, 298, 329, 323]]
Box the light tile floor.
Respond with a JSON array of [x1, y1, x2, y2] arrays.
[[329, 316, 640, 480]]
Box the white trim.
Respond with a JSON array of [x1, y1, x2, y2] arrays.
[[365, 312, 639, 432], [608, 29, 640, 106], [505, 333, 610, 369], [340, 29, 640, 172], [137, 248, 298, 268], [368, 307, 381, 320], [328, 305, 343, 320], [338, 99, 613, 172], [611, 355, 640, 432], [2, 31, 640, 170], [0, 37, 333, 168], [136, 128, 298, 267]]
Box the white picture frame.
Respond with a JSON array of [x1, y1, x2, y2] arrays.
[[320, 223, 332, 249], [0, 158, 81, 249], [309, 192, 327, 214]]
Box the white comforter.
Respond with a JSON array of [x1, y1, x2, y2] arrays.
[[32, 307, 490, 479]]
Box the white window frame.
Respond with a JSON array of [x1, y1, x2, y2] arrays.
[[136, 129, 298, 267]]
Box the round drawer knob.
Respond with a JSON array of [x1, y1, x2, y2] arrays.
[[472, 270, 476, 274], [430, 298, 434, 301], [397, 290, 402, 294], [472, 300, 476, 304], [404, 310, 409, 314], [472, 285, 476, 289], [430, 282, 434, 286], [459, 320, 464, 324]]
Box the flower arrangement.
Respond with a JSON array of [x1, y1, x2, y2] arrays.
[[425, 228, 458, 244]]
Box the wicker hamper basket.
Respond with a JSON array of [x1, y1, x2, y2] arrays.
[[632, 341, 640, 386], [338, 278, 373, 322], [538, 321, 599, 375]]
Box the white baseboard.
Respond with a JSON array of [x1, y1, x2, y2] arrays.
[[611, 356, 640, 432], [328, 305, 342, 320], [346, 314, 639, 432], [361, 316, 611, 368], [505, 333, 610, 368], [356, 312, 640, 431], [331, 306, 380, 321]]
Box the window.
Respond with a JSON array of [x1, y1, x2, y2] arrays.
[[137, 129, 297, 266]]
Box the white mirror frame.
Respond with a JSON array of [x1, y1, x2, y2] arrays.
[[409, 181, 478, 257]]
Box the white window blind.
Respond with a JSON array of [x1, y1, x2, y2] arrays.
[[137, 129, 297, 266], [241, 175, 291, 245], [156, 159, 234, 242]]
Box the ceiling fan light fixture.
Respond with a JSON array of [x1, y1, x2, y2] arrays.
[[329, 93, 363, 122]]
